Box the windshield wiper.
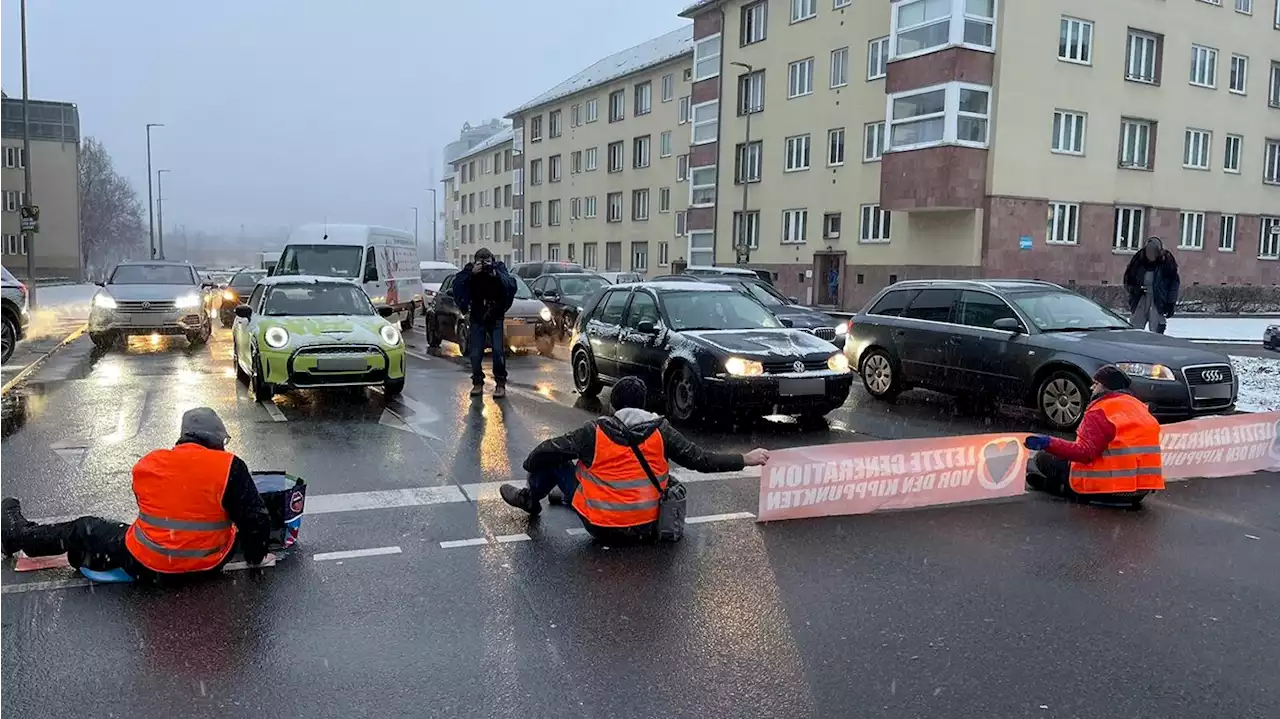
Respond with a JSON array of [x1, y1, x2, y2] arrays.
[[1041, 325, 1129, 333]]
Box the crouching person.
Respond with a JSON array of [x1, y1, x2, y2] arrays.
[[1024, 365, 1165, 507], [499, 377, 769, 543]]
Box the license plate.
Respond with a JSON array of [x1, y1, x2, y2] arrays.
[[315, 356, 368, 372], [777, 378, 825, 396], [125, 315, 156, 326], [1192, 384, 1232, 400], [505, 325, 534, 337]]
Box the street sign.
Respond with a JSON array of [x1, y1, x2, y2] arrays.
[[19, 205, 38, 233]]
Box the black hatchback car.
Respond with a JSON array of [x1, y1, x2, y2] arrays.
[[652, 274, 844, 344], [570, 281, 854, 422], [844, 279, 1238, 430], [218, 269, 268, 327]]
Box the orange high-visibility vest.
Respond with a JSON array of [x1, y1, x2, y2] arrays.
[[571, 426, 670, 528], [124, 444, 237, 573], [1069, 393, 1165, 495]]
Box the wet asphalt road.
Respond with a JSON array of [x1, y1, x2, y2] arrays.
[[1, 325, 1278, 719]]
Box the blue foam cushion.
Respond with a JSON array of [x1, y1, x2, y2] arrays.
[[79, 566, 134, 583]]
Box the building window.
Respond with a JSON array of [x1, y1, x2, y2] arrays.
[[1047, 202, 1080, 245], [570, 197, 581, 219], [3, 190, 24, 212], [675, 211, 687, 237], [659, 186, 671, 213], [549, 200, 562, 227], [1189, 44, 1218, 88], [632, 189, 650, 221], [1219, 214, 1236, 252], [887, 82, 991, 151], [828, 128, 846, 166], [694, 35, 722, 81], [660, 131, 672, 158], [791, 0, 817, 23], [1229, 54, 1248, 94], [661, 73, 675, 102], [1260, 217, 1280, 259], [738, 70, 765, 115], [782, 209, 808, 244], [1114, 206, 1145, 251], [733, 211, 761, 249], [863, 121, 886, 161], [607, 192, 624, 222], [658, 241, 670, 266], [583, 242, 598, 269], [824, 212, 842, 239], [677, 154, 689, 181], [736, 140, 763, 183], [504, 184, 512, 206], [1058, 17, 1093, 65], [530, 201, 543, 227], [530, 115, 543, 142], [634, 81, 653, 116], [570, 104, 581, 127], [549, 154, 562, 182], [608, 90, 625, 122], [691, 102, 719, 144], [547, 244, 560, 261], [891, 0, 995, 59], [678, 96, 691, 124], [584, 147, 598, 172], [530, 158, 543, 185], [586, 98, 599, 122], [742, 1, 768, 45], [608, 141, 624, 173], [830, 47, 850, 88], [571, 151, 583, 174], [689, 230, 714, 265], [634, 135, 651, 168], [1265, 139, 1280, 184], [632, 242, 649, 271], [584, 196, 597, 218], [606, 242, 623, 271], [785, 134, 812, 171], [1234, 0, 1251, 12], [867, 37, 890, 80], [1051, 110, 1086, 155], [788, 58, 815, 97], [1125, 30, 1160, 84], [2, 147, 24, 168], [1119, 118, 1155, 169], [1271, 62, 1280, 107], [690, 166, 717, 206], [1179, 211, 1206, 250], [549, 110, 563, 138], [1223, 134, 1243, 173], [513, 208, 524, 235], [1183, 129, 1211, 169], [834, 0, 851, 7], [859, 204, 891, 243]]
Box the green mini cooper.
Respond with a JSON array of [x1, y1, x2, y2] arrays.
[[231, 275, 406, 398]]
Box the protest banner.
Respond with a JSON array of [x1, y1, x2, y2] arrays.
[[1160, 411, 1280, 480], [757, 432, 1029, 522]]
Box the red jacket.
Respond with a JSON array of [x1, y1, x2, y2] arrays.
[[1044, 398, 1119, 463]]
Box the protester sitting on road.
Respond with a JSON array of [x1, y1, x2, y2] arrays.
[[1, 407, 273, 580], [499, 376, 769, 543], [1123, 236, 1180, 334], [1024, 365, 1165, 506], [452, 247, 517, 399]]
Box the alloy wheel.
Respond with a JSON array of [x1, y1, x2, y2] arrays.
[[863, 354, 892, 395], [1041, 377, 1084, 427]]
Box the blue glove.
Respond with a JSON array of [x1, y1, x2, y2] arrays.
[[1024, 435, 1051, 451]]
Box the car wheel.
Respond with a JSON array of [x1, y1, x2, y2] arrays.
[[90, 331, 117, 351], [572, 349, 602, 397], [233, 338, 250, 385], [1037, 369, 1089, 430], [220, 313, 234, 329], [187, 328, 209, 347], [383, 377, 405, 397], [400, 307, 415, 332], [1, 315, 15, 364], [665, 363, 704, 423], [425, 314, 442, 348], [859, 349, 900, 401], [251, 351, 274, 400], [455, 320, 470, 356]]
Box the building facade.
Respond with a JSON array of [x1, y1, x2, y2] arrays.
[[507, 27, 696, 275], [448, 128, 517, 266], [1, 96, 82, 281]]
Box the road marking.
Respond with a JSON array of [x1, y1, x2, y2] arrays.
[[565, 528, 589, 536], [306, 485, 467, 514], [461, 471, 755, 502], [1, 578, 92, 594], [261, 400, 287, 422], [494, 533, 531, 543], [687, 511, 756, 524], [1, 323, 87, 396], [312, 546, 403, 562], [223, 555, 279, 571], [439, 537, 489, 549]]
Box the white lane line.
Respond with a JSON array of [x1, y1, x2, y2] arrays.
[[312, 546, 403, 562], [494, 533, 531, 544], [261, 400, 287, 422], [439, 537, 489, 549], [1, 578, 92, 594], [306, 485, 467, 514], [565, 528, 589, 536], [687, 511, 756, 524], [404, 349, 437, 363], [223, 555, 279, 571]]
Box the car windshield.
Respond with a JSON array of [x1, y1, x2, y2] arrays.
[[230, 271, 267, 289], [514, 276, 535, 299], [559, 276, 609, 297], [1010, 290, 1130, 332], [1, 266, 16, 283], [276, 245, 363, 278], [263, 283, 373, 316], [109, 264, 196, 285], [740, 281, 787, 306], [420, 268, 455, 284], [662, 290, 782, 331]]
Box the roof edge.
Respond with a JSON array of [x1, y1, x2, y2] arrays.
[[449, 127, 515, 166], [678, 0, 724, 18]]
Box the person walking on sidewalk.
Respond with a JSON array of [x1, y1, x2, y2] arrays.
[[453, 248, 517, 398], [498, 376, 770, 543], [1123, 236, 1180, 334]]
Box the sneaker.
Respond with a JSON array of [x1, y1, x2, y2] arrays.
[[498, 484, 541, 516], [493, 384, 507, 398], [1, 497, 32, 557], [469, 383, 484, 397]]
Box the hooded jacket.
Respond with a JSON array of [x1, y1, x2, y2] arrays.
[[523, 407, 746, 475], [1123, 238, 1180, 316], [453, 261, 517, 326]]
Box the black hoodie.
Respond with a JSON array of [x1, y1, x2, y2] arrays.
[[1122, 237, 1180, 315]]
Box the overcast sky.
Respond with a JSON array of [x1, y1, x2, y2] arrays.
[[1, 0, 691, 235]]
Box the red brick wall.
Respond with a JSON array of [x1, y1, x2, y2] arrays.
[[751, 262, 981, 310], [885, 47, 995, 94], [881, 146, 988, 211], [690, 142, 718, 166], [692, 78, 719, 104], [693, 11, 722, 39], [686, 206, 716, 231]]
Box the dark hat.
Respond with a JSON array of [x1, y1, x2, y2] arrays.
[[1092, 365, 1131, 391], [609, 376, 648, 412], [180, 407, 230, 449]]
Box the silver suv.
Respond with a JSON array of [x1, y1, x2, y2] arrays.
[[1, 266, 30, 363], [89, 261, 214, 349]]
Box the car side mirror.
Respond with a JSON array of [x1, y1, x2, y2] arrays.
[[543, 291, 561, 301], [636, 320, 657, 334], [993, 317, 1022, 333], [788, 296, 799, 304], [533, 289, 544, 297], [780, 317, 795, 328], [376, 305, 396, 318], [234, 304, 253, 319], [201, 281, 216, 289]]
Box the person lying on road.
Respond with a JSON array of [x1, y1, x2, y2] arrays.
[[2, 407, 274, 581], [499, 376, 769, 543], [1023, 365, 1165, 507]]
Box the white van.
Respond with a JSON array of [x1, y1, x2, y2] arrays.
[[276, 224, 424, 330], [419, 260, 460, 298]]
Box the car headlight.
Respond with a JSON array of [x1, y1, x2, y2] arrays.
[[539, 307, 553, 322], [222, 290, 237, 302], [724, 356, 764, 377], [92, 293, 116, 309], [1116, 362, 1176, 381], [175, 294, 201, 309], [380, 324, 402, 346], [264, 326, 289, 349], [827, 353, 851, 373], [834, 321, 849, 336]]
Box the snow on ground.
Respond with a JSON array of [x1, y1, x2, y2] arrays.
[[1230, 355, 1280, 413], [1165, 317, 1276, 342]]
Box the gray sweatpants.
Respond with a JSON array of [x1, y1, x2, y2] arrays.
[[1130, 294, 1166, 333]]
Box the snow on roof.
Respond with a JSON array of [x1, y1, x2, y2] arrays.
[[678, 0, 722, 17], [450, 127, 514, 166], [508, 25, 694, 117]]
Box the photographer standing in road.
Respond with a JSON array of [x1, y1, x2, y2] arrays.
[[453, 248, 517, 398], [1123, 236, 1180, 334]]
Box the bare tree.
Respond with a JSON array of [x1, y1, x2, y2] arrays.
[[80, 136, 145, 280]]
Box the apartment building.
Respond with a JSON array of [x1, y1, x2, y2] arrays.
[[1, 95, 82, 280], [677, 0, 1280, 307], [448, 128, 517, 266], [506, 26, 696, 275]]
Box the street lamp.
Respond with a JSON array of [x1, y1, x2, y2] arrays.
[[19, 0, 36, 305], [424, 188, 438, 261], [729, 61, 754, 265], [156, 169, 170, 259], [145, 123, 164, 258]]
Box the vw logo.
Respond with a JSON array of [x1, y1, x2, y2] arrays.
[[1202, 369, 1224, 383], [141, 301, 151, 309], [793, 360, 805, 373]]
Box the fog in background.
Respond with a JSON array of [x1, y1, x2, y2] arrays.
[[1, 0, 690, 258]]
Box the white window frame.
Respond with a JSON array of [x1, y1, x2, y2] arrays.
[[824, 212, 842, 239], [607, 142, 624, 173], [547, 243, 560, 261], [570, 197, 581, 219], [1219, 214, 1236, 252], [739, 70, 765, 115], [1223, 133, 1243, 173], [571, 150, 583, 174], [530, 115, 543, 143], [1189, 44, 1218, 89], [834, 0, 851, 7], [859, 204, 891, 243], [1229, 54, 1248, 94], [549, 110, 562, 138], [1265, 139, 1280, 184], [885, 81, 991, 152], [1260, 217, 1280, 259], [788, 58, 815, 98], [791, 0, 817, 23], [827, 128, 846, 166], [678, 96, 691, 125], [1183, 128, 1212, 170], [688, 230, 715, 266], [634, 81, 653, 116], [607, 192, 624, 223], [584, 196, 597, 218], [867, 37, 890, 80], [513, 168, 524, 195], [585, 98, 599, 123], [785, 134, 812, 172], [691, 101, 719, 145], [737, 140, 763, 183], [1051, 110, 1086, 155], [1114, 206, 1145, 252], [632, 189, 650, 221], [782, 209, 808, 244], [733, 211, 761, 249], [570, 104, 581, 127], [549, 200, 562, 227], [863, 121, 886, 161], [1271, 62, 1280, 107], [632, 242, 649, 271], [742, 1, 768, 45], [549, 154, 562, 182], [694, 34, 722, 82], [633, 136, 651, 169], [1047, 202, 1080, 245], [830, 47, 850, 88], [584, 147, 598, 172], [583, 243, 598, 269], [658, 241, 670, 267], [1179, 211, 1206, 250], [661, 73, 675, 102], [659, 186, 672, 213], [1119, 118, 1154, 169], [890, 0, 996, 61], [1234, 0, 1251, 12], [677, 154, 689, 181], [660, 131, 672, 157], [1058, 17, 1093, 65], [690, 166, 717, 207], [1125, 30, 1159, 84], [609, 90, 626, 122], [675, 211, 687, 237]]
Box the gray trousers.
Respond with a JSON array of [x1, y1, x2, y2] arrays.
[[1130, 294, 1166, 333]]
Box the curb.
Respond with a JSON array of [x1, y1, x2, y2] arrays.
[[0, 323, 88, 396]]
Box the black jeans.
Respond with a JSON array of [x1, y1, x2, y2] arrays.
[[1026, 452, 1150, 505], [468, 320, 507, 386], [19, 516, 153, 579], [528, 462, 657, 544]]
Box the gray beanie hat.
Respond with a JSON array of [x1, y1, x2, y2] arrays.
[[180, 407, 230, 449]]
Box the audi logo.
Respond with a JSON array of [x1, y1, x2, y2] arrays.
[[1201, 369, 1225, 383], [793, 360, 805, 373]]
